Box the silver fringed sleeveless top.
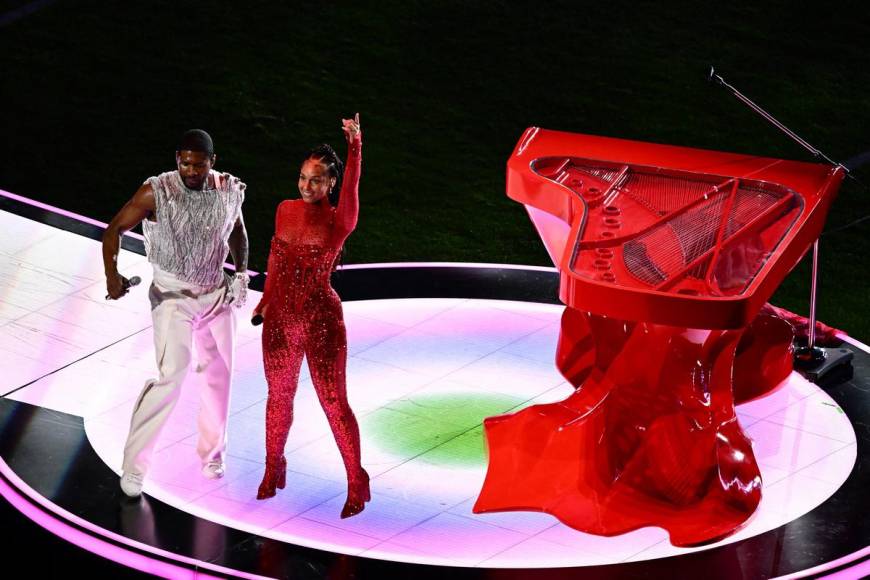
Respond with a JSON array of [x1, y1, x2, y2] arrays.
[[142, 171, 245, 287]]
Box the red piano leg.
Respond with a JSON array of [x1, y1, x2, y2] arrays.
[[734, 313, 795, 403], [474, 307, 792, 546]]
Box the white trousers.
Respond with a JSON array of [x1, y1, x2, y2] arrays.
[[122, 267, 235, 476]]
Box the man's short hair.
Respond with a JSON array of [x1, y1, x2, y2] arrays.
[[177, 129, 214, 155]]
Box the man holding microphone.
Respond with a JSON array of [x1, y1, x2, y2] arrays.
[[103, 129, 249, 497]]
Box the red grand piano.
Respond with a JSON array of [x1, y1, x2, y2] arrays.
[[473, 128, 845, 546]]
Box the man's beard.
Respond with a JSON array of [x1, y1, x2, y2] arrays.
[[183, 176, 205, 190]]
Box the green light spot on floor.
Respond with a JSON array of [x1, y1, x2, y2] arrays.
[[363, 392, 527, 467]]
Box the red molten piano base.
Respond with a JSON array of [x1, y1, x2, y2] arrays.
[[473, 310, 794, 546], [476, 128, 844, 546]]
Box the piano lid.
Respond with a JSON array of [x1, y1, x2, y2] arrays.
[[508, 128, 845, 329]]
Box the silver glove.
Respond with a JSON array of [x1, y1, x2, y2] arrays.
[[226, 272, 250, 308]]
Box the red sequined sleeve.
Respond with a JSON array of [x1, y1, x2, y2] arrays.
[[254, 202, 290, 314], [331, 135, 362, 245]]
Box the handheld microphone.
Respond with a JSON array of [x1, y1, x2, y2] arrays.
[[251, 314, 263, 326], [105, 276, 142, 300]]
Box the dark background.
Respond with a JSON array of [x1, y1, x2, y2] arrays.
[[1, 3, 868, 578], [1, 0, 868, 337]]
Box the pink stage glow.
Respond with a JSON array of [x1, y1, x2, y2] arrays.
[[337, 261, 557, 272], [0, 188, 259, 276], [0, 459, 270, 580], [1, 190, 865, 573], [773, 545, 870, 579], [819, 559, 870, 580], [0, 188, 128, 234], [841, 334, 870, 353]]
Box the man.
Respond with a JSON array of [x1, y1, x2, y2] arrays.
[[102, 129, 249, 497]]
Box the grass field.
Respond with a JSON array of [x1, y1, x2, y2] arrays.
[[2, 1, 867, 338]]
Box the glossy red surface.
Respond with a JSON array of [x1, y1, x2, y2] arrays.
[[507, 128, 845, 329], [476, 310, 771, 546], [475, 129, 841, 545], [256, 138, 368, 508], [733, 313, 795, 404]]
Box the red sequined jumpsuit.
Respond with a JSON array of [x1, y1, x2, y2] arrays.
[[255, 137, 364, 503]]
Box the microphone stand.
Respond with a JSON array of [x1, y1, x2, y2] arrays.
[[708, 67, 854, 384]]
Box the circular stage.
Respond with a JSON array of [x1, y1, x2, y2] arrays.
[[84, 297, 857, 569], [0, 198, 869, 579]]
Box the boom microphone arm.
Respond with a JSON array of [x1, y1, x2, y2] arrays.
[[707, 66, 855, 381], [708, 66, 847, 171]]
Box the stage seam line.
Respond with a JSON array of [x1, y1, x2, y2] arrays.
[[341, 305, 570, 487], [347, 298, 472, 352], [1, 326, 151, 398], [354, 375, 559, 493]]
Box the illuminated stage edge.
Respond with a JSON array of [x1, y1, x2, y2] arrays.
[[1, 189, 869, 579]]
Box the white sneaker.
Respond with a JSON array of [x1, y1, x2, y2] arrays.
[[120, 472, 144, 497], [202, 461, 225, 480]]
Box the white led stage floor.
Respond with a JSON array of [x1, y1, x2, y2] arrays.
[[0, 208, 858, 568]]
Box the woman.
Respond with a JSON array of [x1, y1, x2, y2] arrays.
[[253, 114, 369, 518]]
